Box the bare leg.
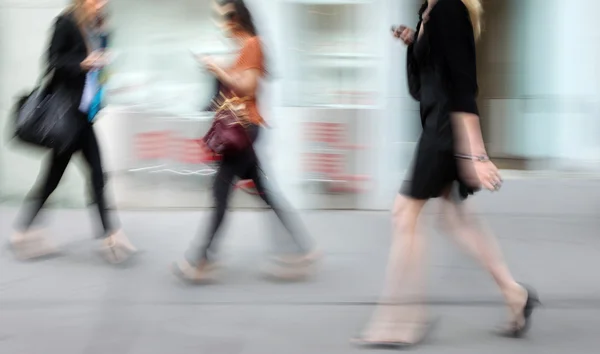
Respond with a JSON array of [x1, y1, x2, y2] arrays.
[[438, 190, 527, 325], [361, 195, 428, 343]]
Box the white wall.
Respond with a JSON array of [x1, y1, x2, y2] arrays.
[[371, 0, 420, 209], [552, 0, 600, 170]]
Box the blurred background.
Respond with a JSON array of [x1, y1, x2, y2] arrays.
[[4, 2, 600, 354], [1, 0, 600, 211]]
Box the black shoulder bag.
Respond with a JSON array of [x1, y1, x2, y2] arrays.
[[13, 69, 84, 154]]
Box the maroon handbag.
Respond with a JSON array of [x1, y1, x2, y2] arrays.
[[203, 94, 252, 155]]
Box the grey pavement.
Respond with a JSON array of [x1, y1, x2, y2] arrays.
[[1, 182, 600, 354]]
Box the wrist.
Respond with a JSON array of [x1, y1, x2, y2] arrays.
[[216, 68, 229, 82], [455, 153, 490, 162], [469, 146, 487, 157]]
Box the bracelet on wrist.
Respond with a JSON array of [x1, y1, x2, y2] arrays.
[[455, 153, 490, 162]]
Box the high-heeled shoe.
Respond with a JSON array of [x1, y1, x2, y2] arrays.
[[498, 284, 540, 338]]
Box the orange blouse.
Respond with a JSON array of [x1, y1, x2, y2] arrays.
[[226, 36, 265, 125]]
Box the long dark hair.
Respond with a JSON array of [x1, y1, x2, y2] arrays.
[[218, 0, 257, 36], [218, 0, 274, 79]]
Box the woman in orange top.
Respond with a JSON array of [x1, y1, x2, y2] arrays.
[[172, 0, 320, 281]]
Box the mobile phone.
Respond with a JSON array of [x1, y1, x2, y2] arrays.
[[88, 52, 103, 68]]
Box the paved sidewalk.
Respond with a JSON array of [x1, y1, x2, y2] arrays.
[[1, 204, 600, 353]]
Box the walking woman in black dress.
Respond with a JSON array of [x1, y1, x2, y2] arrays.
[[354, 0, 539, 347], [10, 0, 136, 263]]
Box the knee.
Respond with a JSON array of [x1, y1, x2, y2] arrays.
[[212, 189, 226, 207], [212, 184, 229, 208], [91, 176, 105, 194], [391, 209, 403, 232], [437, 199, 466, 235], [391, 195, 405, 219], [396, 211, 417, 235], [90, 166, 105, 183], [391, 195, 410, 229], [393, 204, 421, 235]]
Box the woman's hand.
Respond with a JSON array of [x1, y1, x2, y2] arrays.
[[201, 56, 224, 76], [459, 158, 503, 192], [80, 51, 103, 70], [451, 113, 501, 191], [392, 25, 415, 46], [475, 160, 502, 191]]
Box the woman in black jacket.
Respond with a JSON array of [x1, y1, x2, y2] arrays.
[[11, 0, 136, 263], [354, 0, 539, 348]]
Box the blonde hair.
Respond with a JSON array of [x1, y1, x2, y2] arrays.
[[69, 0, 91, 26], [67, 0, 92, 53], [462, 0, 483, 40]]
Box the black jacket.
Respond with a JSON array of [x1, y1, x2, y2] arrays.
[[408, 0, 478, 114], [47, 11, 89, 108]]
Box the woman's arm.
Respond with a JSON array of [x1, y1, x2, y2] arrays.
[[205, 37, 263, 97], [430, 0, 483, 156], [47, 16, 88, 78], [214, 68, 260, 98], [431, 0, 502, 190], [453, 112, 487, 158]]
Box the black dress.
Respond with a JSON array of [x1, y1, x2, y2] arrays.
[[401, 0, 479, 200]]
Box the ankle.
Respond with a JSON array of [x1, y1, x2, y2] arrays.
[[11, 231, 26, 241], [108, 229, 122, 237], [103, 235, 116, 245], [198, 258, 211, 268], [12, 229, 43, 240], [502, 282, 526, 305]]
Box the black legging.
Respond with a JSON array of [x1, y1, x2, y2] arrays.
[[186, 124, 312, 264], [17, 120, 115, 238]]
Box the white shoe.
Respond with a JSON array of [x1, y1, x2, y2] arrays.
[[9, 230, 58, 261], [110, 230, 138, 254], [171, 259, 219, 284], [99, 235, 130, 264], [270, 249, 323, 265]]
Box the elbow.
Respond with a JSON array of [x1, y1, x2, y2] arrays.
[[231, 83, 257, 98], [450, 93, 478, 116], [49, 56, 84, 78]]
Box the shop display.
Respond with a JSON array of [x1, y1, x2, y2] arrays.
[[105, 0, 235, 116], [283, 1, 380, 108]]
